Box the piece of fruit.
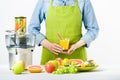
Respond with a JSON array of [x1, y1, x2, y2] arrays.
[[13, 60, 25, 70], [70, 59, 84, 66], [83, 60, 97, 67], [45, 63, 56, 73], [16, 60, 25, 69], [87, 60, 97, 67], [48, 60, 58, 70], [84, 61, 90, 67], [52, 65, 78, 74], [80, 63, 86, 68], [55, 58, 62, 66], [11, 61, 24, 74], [27, 65, 42, 73], [62, 58, 70, 66]]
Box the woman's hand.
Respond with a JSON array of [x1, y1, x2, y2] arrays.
[[40, 39, 63, 55], [40, 39, 86, 55], [49, 43, 63, 55], [67, 40, 86, 54]]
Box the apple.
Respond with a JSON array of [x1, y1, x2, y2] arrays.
[[11, 61, 24, 74], [48, 60, 58, 69], [16, 60, 25, 69], [55, 58, 62, 66], [45, 63, 56, 73]]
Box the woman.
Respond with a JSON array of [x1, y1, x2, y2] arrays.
[[28, 0, 99, 65]]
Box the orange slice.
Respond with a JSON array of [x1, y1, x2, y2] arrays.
[[27, 65, 42, 73]]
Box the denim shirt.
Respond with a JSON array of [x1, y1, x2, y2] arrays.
[[28, 0, 99, 47]]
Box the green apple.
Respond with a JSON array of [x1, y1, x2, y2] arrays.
[[48, 60, 58, 70], [11, 61, 24, 74]]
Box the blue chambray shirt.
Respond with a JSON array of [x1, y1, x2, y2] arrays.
[[28, 0, 99, 47]]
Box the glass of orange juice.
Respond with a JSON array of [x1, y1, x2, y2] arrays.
[[60, 39, 69, 51]]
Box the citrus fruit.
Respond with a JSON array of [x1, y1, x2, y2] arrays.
[[70, 59, 84, 66], [27, 65, 42, 73], [62, 58, 70, 66]]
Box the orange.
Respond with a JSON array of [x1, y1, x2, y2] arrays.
[[27, 65, 42, 73]]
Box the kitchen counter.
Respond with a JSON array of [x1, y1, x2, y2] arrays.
[[0, 65, 120, 80]]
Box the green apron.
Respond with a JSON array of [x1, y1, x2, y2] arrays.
[[40, 0, 87, 65]]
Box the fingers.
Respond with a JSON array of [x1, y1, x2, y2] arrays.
[[60, 50, 68, 54], [54, 43, 63, 51], [67, 45, 76, 54], [67, 49, 74, 54], [48, 43, 77, 55], [50, 43, 63, 55], [54, 52, 59, 55], [52, 47, 62, 53], [50, 48, 59, 55]]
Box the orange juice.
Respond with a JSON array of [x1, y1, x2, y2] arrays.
[[60, 39, 69, 50]]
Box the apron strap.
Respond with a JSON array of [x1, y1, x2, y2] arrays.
[[50, 0, 53, 6], [74, 0, 78, 6], [50, 0, 78, 6]]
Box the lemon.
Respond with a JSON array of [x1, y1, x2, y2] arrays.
[[62, 58, 70, 66]]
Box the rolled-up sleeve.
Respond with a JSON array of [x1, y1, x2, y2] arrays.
[[28, 0, 45, 45], [81, 0, 99, 47]]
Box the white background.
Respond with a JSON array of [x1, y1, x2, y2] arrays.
[[0, 0, 120, 66]]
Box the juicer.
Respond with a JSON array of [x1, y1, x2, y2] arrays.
[[5, 30, 36, 69]]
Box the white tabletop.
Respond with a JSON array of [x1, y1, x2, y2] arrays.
[[0, 65, 120, 80]]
